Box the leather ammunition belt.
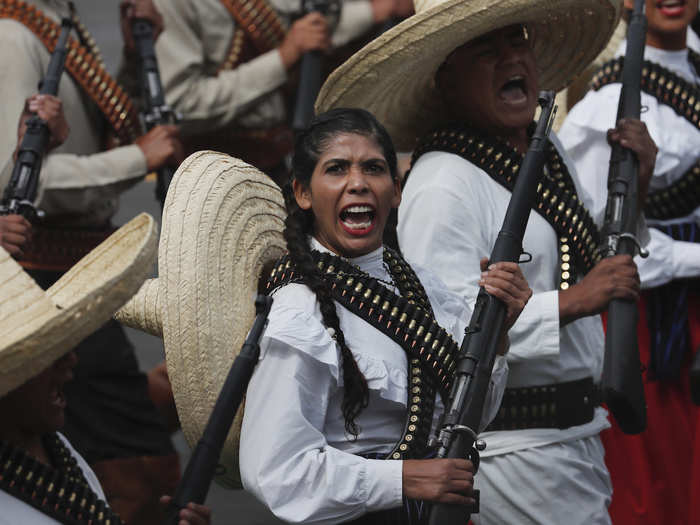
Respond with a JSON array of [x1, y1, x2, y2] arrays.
[[266, 248, 460, 460], [219, 0, 286, 68], [410, 125, 602, 288], [592, 54, 700, 221], [0, 433, 124, 525], [0, 0, 141, 146], [485, 377, 600, 431], [19, 224, 115, 272]]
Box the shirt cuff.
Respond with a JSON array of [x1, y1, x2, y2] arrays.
[[363, 458, 403, 511], [507, 290, 560, 362]]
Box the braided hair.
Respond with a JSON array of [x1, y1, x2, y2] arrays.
[[283, 108, 398, 437]]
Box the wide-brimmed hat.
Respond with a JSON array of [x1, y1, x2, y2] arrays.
[[116, 151, 286, 488], [316, 0, 623, 150], [0, 213, 157, 398]]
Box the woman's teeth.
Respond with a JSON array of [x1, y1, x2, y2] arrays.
[[340, 205, 375, 230]]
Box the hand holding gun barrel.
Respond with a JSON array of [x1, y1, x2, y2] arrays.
[[599, 0, 652, 435], [427, 92, 557, 525], [0, 17, 72, 222], [124, 0, 181, 208], [163, 295, 273, 525]]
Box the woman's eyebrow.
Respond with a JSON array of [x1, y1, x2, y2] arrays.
[[322, 158, 351, 167]]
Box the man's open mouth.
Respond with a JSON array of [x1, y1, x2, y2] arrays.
[[339, 204, 376, 232], [499, 75, 528, 104]]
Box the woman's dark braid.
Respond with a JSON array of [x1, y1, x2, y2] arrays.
[[282, 185, 370, 438]]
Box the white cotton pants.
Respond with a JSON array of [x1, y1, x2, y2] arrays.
[[471, 435, 612, 525]]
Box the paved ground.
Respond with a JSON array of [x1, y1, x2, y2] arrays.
[[72, 2, 283, 523]]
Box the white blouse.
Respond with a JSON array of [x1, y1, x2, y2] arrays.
[[240, 238, 508, 524], [559, 43, 700, 289]]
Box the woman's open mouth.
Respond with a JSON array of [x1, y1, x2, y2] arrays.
[[339, 204, 376, 235]]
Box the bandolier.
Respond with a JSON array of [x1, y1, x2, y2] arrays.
[[0, 434, 124, 525], [267, 247, 461, 460]]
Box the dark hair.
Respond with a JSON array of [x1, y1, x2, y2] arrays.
[[283, 108, 397, 437]]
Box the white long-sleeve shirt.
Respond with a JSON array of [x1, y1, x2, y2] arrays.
[[398, 135, 610, 457], [240, 239, 507, 524], [559, 43, 700, 289]]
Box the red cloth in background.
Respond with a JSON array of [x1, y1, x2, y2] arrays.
[[601, 292, 700, 525]]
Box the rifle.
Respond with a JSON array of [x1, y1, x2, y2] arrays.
[[291, 0, 340, 131], [599, 0, 648, 435], [427, 92, 557, 525], [131, 18, 178, 208], [163, 295, 273, 524], [0, 18, 73, 221]]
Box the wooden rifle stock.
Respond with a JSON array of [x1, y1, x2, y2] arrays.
[[0, 17, 72, 221], [131, 18, 178, 208], [163, 295, 273, 524], [427, 92, 557, 525], [600, 0, 647, 435]]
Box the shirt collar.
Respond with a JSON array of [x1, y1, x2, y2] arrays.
[[309, 237, 387, 280]]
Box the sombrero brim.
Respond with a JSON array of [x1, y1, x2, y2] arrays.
[[116, 151, 287, 489], [0, 213, 157, 397], [316, 0, 622, 150]]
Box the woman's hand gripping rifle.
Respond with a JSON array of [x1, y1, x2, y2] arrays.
[[427, 92, 557, 525]]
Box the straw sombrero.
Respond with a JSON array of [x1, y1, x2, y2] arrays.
[[0, 212, 157, 398], [316, 0, 623, 150], [116, 151, 286, 488]]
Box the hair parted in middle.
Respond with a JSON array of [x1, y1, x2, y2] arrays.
[[281, 107, 398, 437]]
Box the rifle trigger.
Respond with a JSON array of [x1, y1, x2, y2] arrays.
[[619, 232, 649, 258], [518, 251, 533, 264]]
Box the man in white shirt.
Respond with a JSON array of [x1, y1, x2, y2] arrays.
[[559, 1, 700, 523]]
